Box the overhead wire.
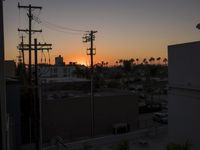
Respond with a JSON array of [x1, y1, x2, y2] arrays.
[[31, 12, 94, 71], [32, 13, 87, 35], [32, 10, 41, 28], [41, 19, 86, 32], [40, 22, 85, 35]]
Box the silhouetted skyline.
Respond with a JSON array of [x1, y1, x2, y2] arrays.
[[4, 0, 200, 65]]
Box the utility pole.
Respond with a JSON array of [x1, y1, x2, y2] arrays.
[[0, 0, 7, 150], [19, 34, 25, 66], [18, 40, 52, 150], [82, 30, 97, 137], [18, 3, 42, 85], [18, 3, 42, 148], [34, 39, 41, 150]]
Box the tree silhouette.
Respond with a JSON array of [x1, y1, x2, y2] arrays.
[[163, 58, 168, 65], [149, 57, 155, 65], [136, 58, 139, 65], [122, 60, 131, 72], [156, 57, 161, 64], [130, 58, 135, 64], [119, 59, 123, 66], [166, 140, 192, 150], [143, 58, 148, 64], [116, 61, 119, 66]]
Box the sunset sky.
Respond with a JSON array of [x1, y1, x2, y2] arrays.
[[3, 0, 200, 65]]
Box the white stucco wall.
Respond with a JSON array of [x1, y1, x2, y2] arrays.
[[168, 41, 200, 150]]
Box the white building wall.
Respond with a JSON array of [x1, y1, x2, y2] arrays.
[[168, 41, 200, 150], [38, 65, 77, 78], [168, 41, 200, 88]]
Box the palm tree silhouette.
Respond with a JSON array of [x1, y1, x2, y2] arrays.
[[119, 59, 123, 66], [136, 58, 139, 65], [156, 57, 161, 64], [163, 58, 168, 65], [129, 58, 135, 66], [116, 61, 118, 66], [149, 57, 155, 65], [143, 58, 148, 64]]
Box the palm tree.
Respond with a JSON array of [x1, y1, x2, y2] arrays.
[[119, 59, 123, 66], [143, 58, 148, 64], [136, 58, 139, 65], [130, 58, 135, 63], [129, 58, 135, 66], [156, 57, 161, 64], [149, 57, 152, 64], [163, 58, 168, 65], [116, 61, 119, 66], [149, 57, 155, 65], [101, 61, 104, 67]]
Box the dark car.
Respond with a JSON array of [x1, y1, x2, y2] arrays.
[[152, 112, 168, 124]]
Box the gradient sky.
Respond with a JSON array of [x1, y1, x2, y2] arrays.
[[3, 0, 200, 65]]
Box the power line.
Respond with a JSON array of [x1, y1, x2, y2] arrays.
[[41, 19, 86, 32], [32, 10, 42, 28], [32, 13, 86, 33], [39, 22, 83, 35]]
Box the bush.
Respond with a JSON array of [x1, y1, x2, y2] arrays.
[[166, 140, 192, 150], [117, 140, 129, 150]]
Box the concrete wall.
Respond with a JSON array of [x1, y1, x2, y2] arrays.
[[6, 80, 22, 150], [168, 89, 200, 150], [168, 41, 200, 88], [5, 60, 16, 78], [168, 41, 200, 150], [42, 95, 138, 143]]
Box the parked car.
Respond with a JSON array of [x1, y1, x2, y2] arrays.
[[152, 112, 168, 124]]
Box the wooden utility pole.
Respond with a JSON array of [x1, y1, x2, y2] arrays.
[[18, 3, 42, 85], [18, 40, 52, 150], [19, 35, 25, 66], [18, 3, 42, 149], [34, 39, 41, 150], [83, 30, 97, 137]]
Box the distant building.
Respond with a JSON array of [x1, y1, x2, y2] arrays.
[[168, 41, 200, 150], [5, 60, 16, 78], [55, 55, 65, 66], [37, 55, 86, 83], [38, 64, 86, 83]]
